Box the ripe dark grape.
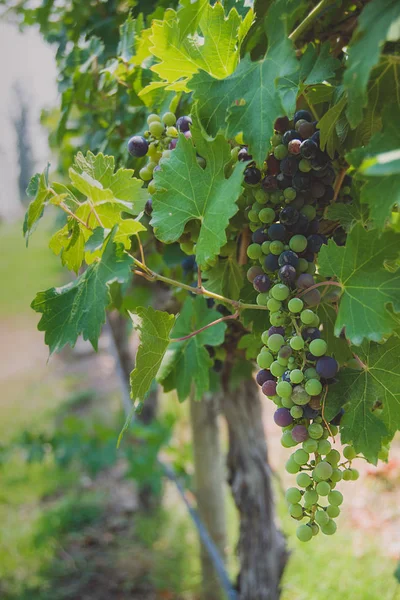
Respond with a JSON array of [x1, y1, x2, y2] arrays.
[[267, 154, 280, 175], [282, 370, 292, 382], [268, 223, 286, 241], [310, 150, 329, 171], [316, 356, 338, 379], [307, 234, 324, 253], [170, 138, 178, 150], [252, 228, 269, 244], [300, 139, 318, 160], [253, 273, 271, 293], [282, 130, 301, 145], [276, 173, 292, 190], [262, 175, 278, 190], [279, 345, 292, 359], [322, 169, 335, 186], [268, 326, 285, 336], [320, 186, 334, 204], [303, 289, 321, 307], [302, 327, 321, 341], [279, 265, 296, 285], [278, 250, 299, 268], [256, 369, 275, 386], [264, 253, 279, 272], [288, 139, 301, 155], [290, 214, 309, 234], [330, 408, 344, 425], [292, 171, 311, 192], [244, 167, 262, 185], [274, 116, 290, 132], [294, 109, 313, 124], [128, 135, 149, 157], [307, 220, 319, 234], [296, 273, 315, 289], [247, 265, 264, 282], [274, 408, 293, 427], [280, 156, 299, 177], [238, 147, 252, 162], [297, 121, 315, 140], [144, 198, 153, 216], [262, 380, 277, 396], [311, 130, 320, 146], [292, 424, 309, 442], [176, 115, 192, 132], [279, 207, 299, 226], [310, 180, 325, 199]]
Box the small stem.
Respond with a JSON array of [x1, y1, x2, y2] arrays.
[[89, 202, 104, 228], [353, 353, 368, 370], [321, 385, 334, 439], [171, 311, 240, 343], [238, 226, 250, 266], [197, 266, 202, 290], [333, 167, 348, 203], [136, 235, 146, 266], [59, 202, 93, 231], [289, 0, 335, 43], [298, 280, 343, 297]]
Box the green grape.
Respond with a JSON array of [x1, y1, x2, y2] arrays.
[[290, 503, 303, 519], [254, 189, 267, 204], [271, 133, 282, 146], [343, 446, 357, 460], [286, 457, 300, 474], [303, 489, 318, 507], [296, 524, 313, 542], [315, 509, 329, 527], [139, 166, 153, 181], [267, 298, 282, 312], [316, 481, 331, 496], [350, 468, 359, 481], [290, 406, 303, 419], [290, 336, 304, 351], [317, 439, 331, 455], [274, 144, 288, 160], [267, 334, 285, 353], [301, 205, 316, 221], [281, 430, 298, 448], [329, 424, 339, 436], [300, 309, 315, 325], [304, 367, 318, 380], [271, 284, 290, 301], [249, 223, 259, 232], [147, 113, 161, 125], [326, 505, 340, 518], [311, 522, 319, 537], [330, 469, 343, 483], [293, 449, 309, 466], [308, 423, 324, 439], [282, 397, 295, 409], [285, 487, 302, 504], [148, 180, 157, 195], [259, 207, 275, 223], [248, 209, 260, 223], [289, 235, 307, 253], [247, 243, 262, 260], [292, 385, 310, 406], [328, 490, 343, 506], [305, 379, 323, 396], [320, 519, 337, 536], [147, 161, 158, 173], [309, 339, 327, 357], [149, 121, 165, 138], [303, 438, 318, 453], [284, 187, 296, 201], [310, 314, 320, 328], [252, 203, 262, 215], [256, 293, 269, 306], [288, 298, 304, 313], [162, 111, 176, 126], [271, 395, 283, 406], [270, 361, 286, 378], [342, 469, 353, 481], [299, 158, 312, 172], [261, 241, 271, 254], [277, 355, 289, 367], [298, 258, 309, 273], [290, 369, 304, 384], [261, 331, 269, 345], [270, 312, 287, 327], [306, 262, 316, 275], [256, 351, 273, 369], [270, 240, 284, 255], [296, 473, 312, 488], [180, 241, 195, 255], [166, 126, 178, 137], [313, 461, 333, 481], [148, 142, 159, 158]]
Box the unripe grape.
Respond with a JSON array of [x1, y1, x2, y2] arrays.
[[149, 121, 165, 138], [317, 439, 331, 455], [288, 298, 304, 313], [326, 505, 340, 518], [309, 339, 327, 357], [313, 461, 333, 481], [290, 336, 305, 351], [290, 405, 303, 419], [147, 113, 161, 125], [320, 519, 337, 536], [285, 487, 302, 504], [296, 524, 313, 542], [162, 112, 176, 126], [316, 481, 331, 496], [303, 489, 318, 507], [281, 430, 298, 448], [302, 438, 318, 453], [308, 423, 324, 439], [292, 385, 310, 406], [293, 448, 309, 466], [296, 472, 312, 488], [343, 445, 357, 460], [276, 381, 292, 398], [315, 510, 329, 527], [290, 369, 304, 384], [257, 351, 274, 369], [286, 456, 301, 474]]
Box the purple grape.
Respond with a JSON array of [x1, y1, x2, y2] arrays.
[[276, 173, 292, 189], [311, 130, 320, 146], [279, 265, 296, 285], [262, 380, 277, 397], [282, 370, 292, 383], [280, 156, 299, 177], [290, 213, 309, 234], [300, 139, 318, 160], [292, 171, 312, 192], [262, 175, 278, 191], [247, 265, 264, 282], [244, 167, 262, 185], [296, 274, 315, 289], [316, 356, 338, 379], [128, 135, 149, 157], [282, 130, 301, 145], [289, 195, 305, 210], [274, 408, 293, 427], [184, 130, 192, 139], [169, 138, 178, 150], [256, 369, 275, 386], [279, 206, 299, 226], [310, 150, 329, 171], [321, 186, 334, 203], [321, 169, 335, 186], [306, 352, 317, 361], [307, 219, 320, 234], [252, 228, 269, 244], [302, 327, 321, 341], [303, 289, 321, 307], [298, 121, 315, 139], [292, 424, 309, 442], [268, 223, 286, 241], [267, 154, 280, 175], [294, 110, 312, 124], [238, 147, 252, 162], [144, 198, 153, 216], [264, 254, 279, 272], [279, 345, 293, 359], [268, 326, 285, 336], [176, 115, 192, 132], [303, 405, 320, 419], [253, 274, 271, 293], [278, 250, 299, 268], [310, 180, 325, 199], [307, 235, 324, 253], [274, 116, 290, 132]]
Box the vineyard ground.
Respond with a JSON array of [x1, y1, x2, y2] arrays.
[[0, 221, 399, 600]]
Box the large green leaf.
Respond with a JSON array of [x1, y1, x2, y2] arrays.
[[158, 296, 227, 401], [317, 303, 353, 365], [151, 130, 246, 268], [130, 307, 176, 404], [343, 0, 400, 127], [325, 336, 400, 463], [23, 166, 51, 242], [32, 230, 133, 354], [318, 93, 347, 158], [318, 224, 400, 345], [203, 257, 244, 301], [189, 0, 298, 165]]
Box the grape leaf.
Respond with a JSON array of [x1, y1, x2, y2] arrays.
[[189, 0, 298, 165], [23, 166, 51, 242], [151, 130, 246, 268], [49, 220, 86, 274], [238, 333, 263, 359], [144, 2, 253, 93], [203, 257, 244, 301], [325, 201, 369, 232], [318, 224, 400, 345], [157, 296, 227, 401], [318, 93, 347, 158], [347, 104, 400, 228], [343, 0, 400, 128], [325, 336, 400, 463], [32, 229, 133, 354], [130, 307, 176, 404], [239, 280, 270, 334], [317, 303, 353, 365]]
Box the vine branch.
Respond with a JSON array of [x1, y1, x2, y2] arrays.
[[171, 311, 240, 343], [289, 0, 335, 43], [298, 280, 343, 297]]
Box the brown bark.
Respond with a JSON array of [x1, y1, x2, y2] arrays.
[[222, 379, 288, 600]]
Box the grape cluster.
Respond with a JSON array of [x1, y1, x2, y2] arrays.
[[240, 110, 359, 541]]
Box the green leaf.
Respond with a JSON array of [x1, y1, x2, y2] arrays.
[[118, 14, 137, 62], [158, 297, 227, 401], [49, 220, 86, 274], [325, 336, 400, 463], [238, 333, 263, 359], [130, 307, 176, 404], [23, 165, 51, 242], [239, 280, 270, 333], [151, 130, 246, 268], [325, 185, 369, 232], [32, 229, 133, 354], [189, 0, 298, 165], [360, 149, 400, 176], [317, 303, 353, 365], [344, 0, 400, 127], [318, 93, 347, 158], [144, 3, 253, 93], [318, 224, 400, 345], [203, 257, 244, 301], [395, 561, 400, 584]]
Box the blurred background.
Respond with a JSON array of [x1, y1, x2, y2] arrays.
[[0, 7, 399, 600]]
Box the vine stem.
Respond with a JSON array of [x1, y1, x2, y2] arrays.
[[171, 311, 240, 343], [289, 0, 335, 43], [333, 167, 348, 203], [59, 202, 93, 231], [298, 280, 343, 297], [353, 353, 368, 370], [132, 257, 268, 312]]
